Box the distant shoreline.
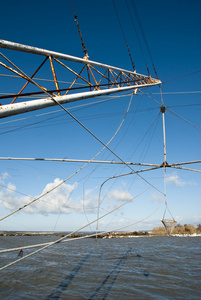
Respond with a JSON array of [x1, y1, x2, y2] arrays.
[[0, 230, 149, 238], [1, 231, 201, 238]]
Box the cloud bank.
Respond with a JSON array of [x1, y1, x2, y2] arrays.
[[0, 174, 132, 216], [0, 175, 98, 215]]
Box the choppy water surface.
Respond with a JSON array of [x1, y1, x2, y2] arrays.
[[0, 236, 201, 299]]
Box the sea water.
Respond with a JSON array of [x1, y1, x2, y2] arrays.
[[0, 235, 201, 299]]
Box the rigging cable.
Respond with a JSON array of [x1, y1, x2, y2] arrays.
[[0, 92, 134, 222], [0, 184, 164, 271], [0, 49, 164, 223], [0, 93, 133, 131], [126, 0, 150, 76], [166, 107, 201, 132], [54, 93, 134, 231], [162, 69, 201, 84], [112, 0, 136, 72], [0, 94, 130, 134], [160, 86, 177, 225], [70, 0, 88, 58], [96, 101, 161, 234], [0, 52, 164, 196], [131, 0, 159, 79]]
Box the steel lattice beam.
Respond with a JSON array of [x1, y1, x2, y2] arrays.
[[0, 40, 161, 118]]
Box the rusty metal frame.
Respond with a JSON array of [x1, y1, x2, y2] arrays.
[[0, 60, 56, 98], [0, 40, 161, 118], [88, 66, 100, 91], [53, 57, 93, 88], [64, 65, 87, 96], [49, 56, 60, 96], [11, 57, 49, 104], [90, 66, 116, 89]]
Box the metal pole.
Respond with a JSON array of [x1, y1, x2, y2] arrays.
[[0, 40, 160, 79], [0, 82, 159, 119], [0, 156, 161, 166], [161, 106, 167, 164], [161, 105, 168, 218]]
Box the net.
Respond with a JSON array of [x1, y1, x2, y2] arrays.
[[161, 219, 177, 236]]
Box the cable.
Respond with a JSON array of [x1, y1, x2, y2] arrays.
[[0, 187, 164, 270], [0, 93, 132, 129], [112, 0, 136, 71], [167, 107, 201, 132], [162, 69, 201, 84], [0, 94, 135, 222], [126, 0, 150, 76], [1, 52, 164, 196], [138, 89, 161, 106], [131, 0, 158, 78], [70, 0, 88, 58], [53, 93, 134, 231], [0, 73, 88, 86]]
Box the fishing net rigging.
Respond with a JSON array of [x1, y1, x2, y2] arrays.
[[130, 0, 159, 79], [0, 193, 164, 271], [112, 0, 136, 72], [125, 0, 150, 76], [0, 1, 200, 276], [70, 0, 88, 59]]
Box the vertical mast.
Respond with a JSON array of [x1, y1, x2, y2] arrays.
[[160, 90, 176, 226], [161, 105, 167, 165], [160, 86, 168, 216]]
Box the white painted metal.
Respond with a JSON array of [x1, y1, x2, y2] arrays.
[[0, 156, 161, 166], [0, 83, 159, 118], [162, 108, 167, 163], [0, 40, 157, 78]]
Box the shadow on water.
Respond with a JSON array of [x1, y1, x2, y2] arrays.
[[102, 251, 151, 278], [46, 251, 93, 299], [89, 248, 132, 300], [135, 254, 150, 277]]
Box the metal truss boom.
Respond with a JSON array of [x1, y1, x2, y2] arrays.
[[0, 84, 157, 119], [0, 40, 161, 119], [0, 40, 152, 76]]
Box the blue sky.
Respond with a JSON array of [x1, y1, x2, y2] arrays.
[[0, 0, 200, 232]]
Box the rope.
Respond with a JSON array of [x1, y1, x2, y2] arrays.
[[167, 107, 201, 132], [96, 165, 162, 237], [0, 117, 131, 222], [54, 93, 134, 231], [131, 0, 159, 78], [70, 0, 88, 58], [126, 0, 150, 76], [0, 93, 133, 128], [0, 192, 164, 270], [0, 73, 88, 86], [95, 93, 133, 235], [112, 0, 136, 71], [0, 96, 131, 135], [0, 53, 163, 225], [138, 89, 161, 106], [0, 94, 134, 222], [162, 69, 201, 84], [0, 92, 133, 234], [0, 50, 163, 194], [149, 91, 201, 95]]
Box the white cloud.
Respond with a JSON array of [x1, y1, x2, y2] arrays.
[[107, 189, 133, 201], [166, 172, 195, 187], [0, 177, 98, 215], [1, 172, 10, 180], [150, 193, 164, 203]]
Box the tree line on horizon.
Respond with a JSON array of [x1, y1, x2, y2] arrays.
[[152, 224, 201, 235]]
